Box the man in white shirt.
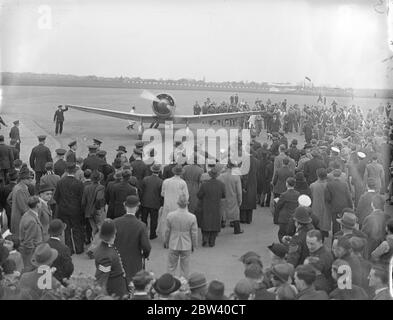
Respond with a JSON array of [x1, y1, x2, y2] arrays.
[[165, 194, 198, 278]]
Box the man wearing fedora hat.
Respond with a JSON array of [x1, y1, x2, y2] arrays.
[[285, 206, 314, 267], [19, 243, 60, 299], [65, 140, 77, 164], [153, 273, 181, 299], [29, 135, 53, 185], [197, 166, 225, 247], [157, 165, 189, 242], [19, 196, 44, 272], [114, 195, 151, 284], [140, 163, 163, 239], [9, 120, 20, 152], [187, 272, 208, 300], [94, 219, 128, 298], [115, 146, 128, 168], [333, 209, 367, 242], [47, 219, 74, 285]]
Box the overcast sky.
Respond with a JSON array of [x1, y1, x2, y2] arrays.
[[1, 0, 392, 89]]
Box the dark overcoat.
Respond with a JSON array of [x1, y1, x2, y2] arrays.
[[240, 156, 258, 210], [140, 174, 163, 209], [111, 181, 138, 218], [54, 159, 67, 177], [53, 176, 84, 218], [47, 237, 74, 284], [114, 214, 151, 283], [197, 178, 225, 232], [29, 144, 52, 172]]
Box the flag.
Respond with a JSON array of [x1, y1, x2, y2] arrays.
[[305, 76, 311, 82]]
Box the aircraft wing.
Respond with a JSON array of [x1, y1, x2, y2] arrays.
[[172, 111, 262, 124], [65, 104, 155, 122]]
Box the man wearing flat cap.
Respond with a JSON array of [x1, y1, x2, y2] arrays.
[[9, 120, 20, 152], [53, 105, 68, 135], [65, 140, 77, 164], [29, 135, 53, 185], [54, 148, 67, 177]]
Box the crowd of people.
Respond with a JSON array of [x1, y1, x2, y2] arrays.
[[0, 96, 392, 300]]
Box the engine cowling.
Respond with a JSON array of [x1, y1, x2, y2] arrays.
[[152, 93, 176, 119]]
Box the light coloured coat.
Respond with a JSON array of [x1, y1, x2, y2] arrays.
[[9, 181, 30, 236], [157, 176, 189, 242], [218, 169, 242, 221], [165, 207, 198, 251]]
